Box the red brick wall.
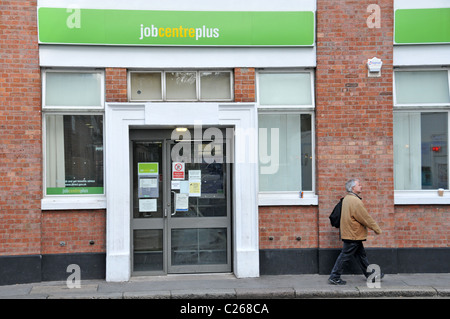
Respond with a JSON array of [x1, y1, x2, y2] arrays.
[[0, 1, 42, 255], [37, 67, 125, 256], [41, 210, 106, 254], [106, 68, 128, 102], [394, 206, 449, 248], [259, 206, 318, 249], [234, 68, 255, 102], [316, 0, 394, 249]]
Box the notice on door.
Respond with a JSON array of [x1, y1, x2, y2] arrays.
[[138, 177, 159, 198], [138, 162, 159, 198], [139, 199, 157, 212], [175, 193, 189, 211], [189, 182, 201, 197], [188, 170, 201, 197], [172, 162, 185, 180]]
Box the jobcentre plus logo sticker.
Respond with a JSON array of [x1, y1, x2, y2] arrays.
[[140, 24, 220, 41]]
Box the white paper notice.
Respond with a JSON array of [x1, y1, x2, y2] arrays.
[[189, 170, 201, 180], [171, 181, 181, 190], [140, 178, 157, 188], [175, 193, 189, 211], [139, 199, 157, 212], [179, 181, 190, 194]]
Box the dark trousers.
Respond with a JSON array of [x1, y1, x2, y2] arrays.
[[329, 240, 371, 279]]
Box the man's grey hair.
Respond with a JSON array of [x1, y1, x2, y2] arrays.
[[345, 178, 360, 192]]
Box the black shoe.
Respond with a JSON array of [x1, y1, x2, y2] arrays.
[[366, 270, 385, 283], [373, 272, 385, 283], [328, 278, 347, 285]]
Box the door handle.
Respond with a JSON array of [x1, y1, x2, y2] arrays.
[[171, 191, 177, 216]]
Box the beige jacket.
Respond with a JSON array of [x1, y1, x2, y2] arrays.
[[340, 193, 382, 241]]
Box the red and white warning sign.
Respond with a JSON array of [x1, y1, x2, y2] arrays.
[[172, 162, 185, 180]]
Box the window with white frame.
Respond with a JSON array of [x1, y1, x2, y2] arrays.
[[42, 70, 105, 197], [129, 70, 233, 101], [259, 113, 313, 192], [43, 71, 103, 109], [257, 71, 315, 201], [394, 69, 450, 191], [258, 72, 313, 106]]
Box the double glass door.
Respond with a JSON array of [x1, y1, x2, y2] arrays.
[[131, 129, 231, 275]]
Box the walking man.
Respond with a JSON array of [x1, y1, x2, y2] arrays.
[[328, 178, 382, 285]]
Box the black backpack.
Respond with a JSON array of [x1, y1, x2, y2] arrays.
[[329, 198, 343, 228]]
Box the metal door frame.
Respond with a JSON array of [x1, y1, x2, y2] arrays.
[[130, 127, 232, 276], [165, 138, 232, 273], [130, 129, 171, 276]]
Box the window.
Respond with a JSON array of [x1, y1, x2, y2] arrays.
[[259, 113, 312, 192], [395, 71, 449, 105], [166, 71, 197, 100], [42, 70, 105, 206], [129, 72, 162, 101], [129, 71, 232, 101], [43, 71, 103, 109], [45, 114, 104, 195], [394, 69, 450, 203], [258, 72, 313, 107], [257, 70, 315, 205]]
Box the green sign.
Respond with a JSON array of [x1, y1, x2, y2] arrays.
[[38, 8, 315, 46], [395, 8, 450, 44], [47, 187, 104, 195], [138, 163, 159, 174]]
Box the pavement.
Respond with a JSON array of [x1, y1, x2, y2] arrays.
[[0, 273, 449, 299]]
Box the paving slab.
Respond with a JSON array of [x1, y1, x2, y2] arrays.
[[30, 283, 99, 295], [124, 290, 171, 299], [47, 292, 123, 299], [171, 288, 236, 299], [0, 284, 32, 297], [436, 287, 450, 297], [294, 287, 360, 298], [235, 287, 295, 299], [357, 286, 437, 298]]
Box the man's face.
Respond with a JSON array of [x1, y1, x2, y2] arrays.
[[352, 180, 362, 194]]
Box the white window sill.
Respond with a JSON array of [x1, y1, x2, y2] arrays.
[[394, 190, 450, 205], [41, 196, 107, 210], [258, 192, 318, 206]]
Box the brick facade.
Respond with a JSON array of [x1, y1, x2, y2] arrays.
[[106, 68, 128, 103], [259, 1, 449, 258], [234, 67, 256, 102], [41, 210, 106, 254], [259, 206, 318, 250], [0, 0, 41, 256], [315, 0, 395, 249], [394, 206, 449, 248]]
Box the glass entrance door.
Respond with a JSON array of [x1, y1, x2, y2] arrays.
[[167, 139, 231, 273], [131, 141, 165, 274], [131, 129, 231, 275]]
